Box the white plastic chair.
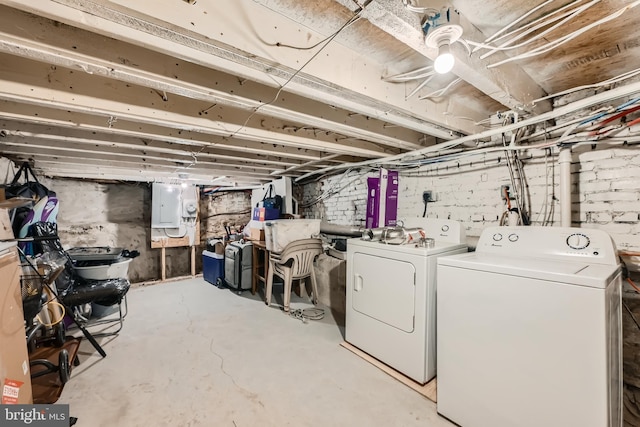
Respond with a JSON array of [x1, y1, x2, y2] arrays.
[[265, 238, 323, 312]]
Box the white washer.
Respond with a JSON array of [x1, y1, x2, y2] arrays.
[[346, 218, 467, 384], [437, 226, 622, 427]]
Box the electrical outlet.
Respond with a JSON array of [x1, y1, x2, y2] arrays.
[[423, 191, 435, 203]]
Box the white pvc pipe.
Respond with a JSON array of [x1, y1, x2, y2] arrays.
[[559, 148, 572, 227]]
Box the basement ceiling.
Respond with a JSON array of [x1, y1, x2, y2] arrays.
[[0, 0, 638, 187]]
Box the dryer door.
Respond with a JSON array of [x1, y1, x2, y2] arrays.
[[352, 252, 415, 332]]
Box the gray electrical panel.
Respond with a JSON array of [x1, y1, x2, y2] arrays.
[[151, 183, 181, 228]]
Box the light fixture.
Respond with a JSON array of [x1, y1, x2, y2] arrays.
[[433, 42, 455, 74], [423, 7, 463, 74]]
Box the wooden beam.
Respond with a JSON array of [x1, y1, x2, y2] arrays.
[[160, 247, 166, 281], [0, 54, 395, 159], [0, 0, 484, 136], [333, 0, 551, 115], [0, 5, 429, 152], [0, 105, 329, 162]]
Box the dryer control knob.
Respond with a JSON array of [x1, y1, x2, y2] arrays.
[[441, 225, 450, 232], [567, 233, 590, 250], [492, 233, 503, 241], [508, 234, 519, 242]]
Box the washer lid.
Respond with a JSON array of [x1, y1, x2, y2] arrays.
[[438, 253, 620, 289], [348, 237, 466, 257]]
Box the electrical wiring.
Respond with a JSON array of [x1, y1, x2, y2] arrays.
[[478, 0, 556, 47], [383, 66, 434, 82], [487, 0, 640, 68], [203, 210, 251, 219], [406, 75, 435, 100], [187, 1, 372, 165], [418, 78, 462, 99], [401, 0, 439, 15], [530, 67, 640, 105], [542, 98, 640, 146], [486, 0, 586, 48], [296, 80, 640, 182], [553, 98, 640, 144], [267, 16, 362, 50], [382, 66, 437, 100], [470, 0, 600, 60], [520, 107, 614, 143], [289, 307, 325, 323], [628, 277, 640, 294], [501, 127, 527, 226], [533, 147, 556, 226], [163, 226, 187, 238], [299, 167, 371, 208]]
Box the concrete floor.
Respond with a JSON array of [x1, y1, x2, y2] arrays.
[[58, 278, 456, 427]]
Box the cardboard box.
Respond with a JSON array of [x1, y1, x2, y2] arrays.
[[0, 249, 33, 404], [247, 228, 265, 241], [252, 207, 280, 222]]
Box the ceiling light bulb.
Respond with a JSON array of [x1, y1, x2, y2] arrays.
[[181, 182, 188, 188], [434, 43, 455, 74]]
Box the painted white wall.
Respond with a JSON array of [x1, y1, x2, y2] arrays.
[[300, 90, 640, 265]]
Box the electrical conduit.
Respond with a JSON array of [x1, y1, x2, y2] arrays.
[[559, 148, 572, 227]]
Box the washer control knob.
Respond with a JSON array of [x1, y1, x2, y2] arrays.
[[508, 234, 519, 242], [441, 225, 450, 232], [566, 233, 590, 250], [493, 233, 503, 242]]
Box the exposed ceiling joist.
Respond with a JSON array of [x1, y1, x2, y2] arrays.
[[0, 120, 335, 169], [0, 0, 487, 137], [0, 104, 332, 162], [0, 137, 321, 175], [332, 0, 551, 115], [0, 0, 637, 186], [17, 161, 259, 187], [0, 55, 395, 159], [0, 5, 432, 153]]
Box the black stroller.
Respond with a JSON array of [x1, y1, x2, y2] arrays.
[[29, 222, 132, 338], [20, 262, 72, 384]]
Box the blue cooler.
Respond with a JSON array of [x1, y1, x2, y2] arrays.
[[203, 250, 224, 285]]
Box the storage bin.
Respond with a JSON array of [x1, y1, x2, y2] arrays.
[[264, 219, 321, 253], [252, 207, 280, 221], [74, 257, 132, 280], [203, 250, 224, 286]]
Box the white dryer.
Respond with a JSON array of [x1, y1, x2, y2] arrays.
[[437, 226, 622, 427], [346, 218, 467, 384]]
